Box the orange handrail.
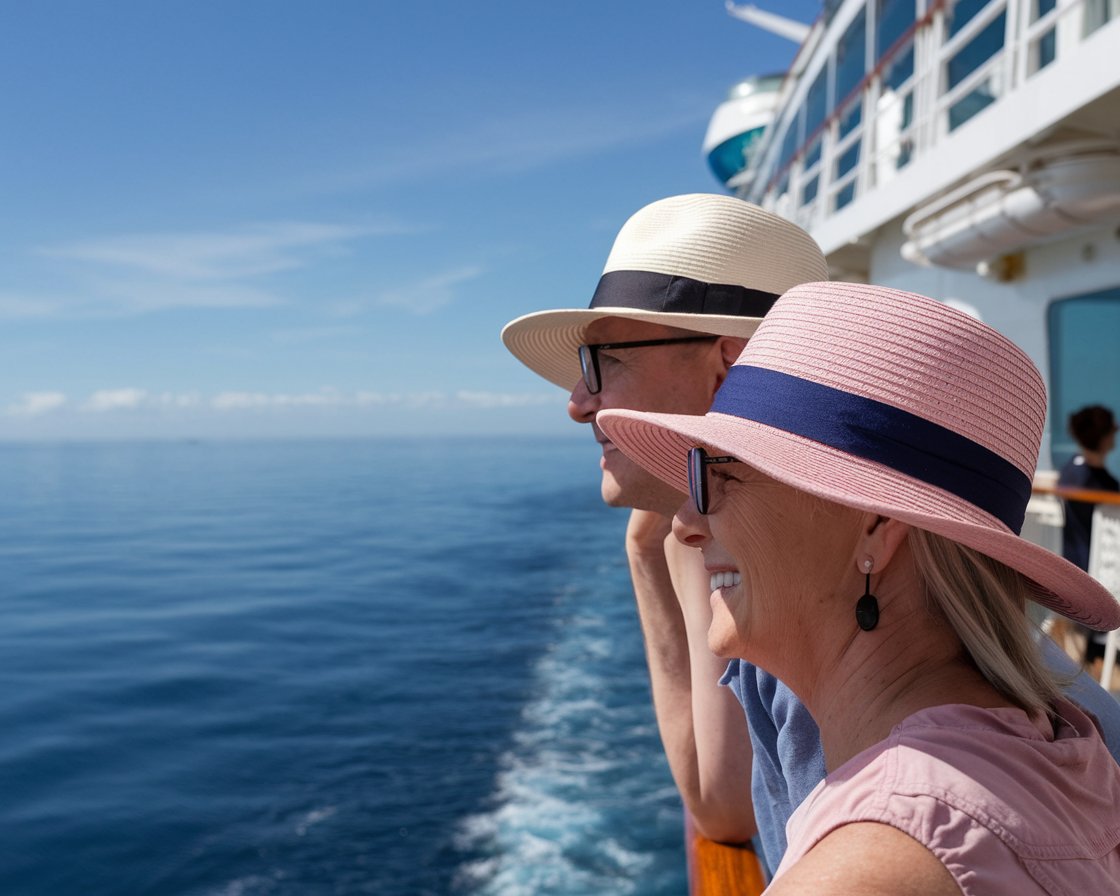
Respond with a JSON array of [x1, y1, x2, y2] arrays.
[[1031, 484, 1120, 506], [685, 815, 767, 896]]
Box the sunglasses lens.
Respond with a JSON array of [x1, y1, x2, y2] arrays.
[[578, 346, 599, 394], [688, 447, 706, 514]]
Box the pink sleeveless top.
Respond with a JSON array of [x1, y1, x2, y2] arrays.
[[773, 699, 1120, 894]]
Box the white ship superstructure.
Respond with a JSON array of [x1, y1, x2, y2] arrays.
[[714, 0, 1120, 468]]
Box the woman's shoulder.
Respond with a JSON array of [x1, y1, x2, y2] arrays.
[[765, 822, 959, 896], [777, 700, 1120, 893]]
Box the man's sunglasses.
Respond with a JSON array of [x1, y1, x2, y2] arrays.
[[577, 336, 717, 395], [688, 447, 737, 515]]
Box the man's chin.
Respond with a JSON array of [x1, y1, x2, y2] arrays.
[[599, 477, 630, 508], [600, 477, 680, 514]]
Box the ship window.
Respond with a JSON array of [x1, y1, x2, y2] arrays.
[[1034, 0, 1057, 69], [947, 10, 1007, 130], [877, 0, 916, 57], [946, 0, 992, 37], [885, 42, 914, 91], [778, 112, 802, 169], [805, 135, 823, 169], [881, 44, 915, 169], [802, 174, 820, 204], [836, 9, 867, 108], [805, 68, 829, 140], [1047, 286, 1120, 468], [838, 95, 862, 140], [708, 125, 768, 185], [1083, 0, 1116, 36], [836, 142, 860, 179]]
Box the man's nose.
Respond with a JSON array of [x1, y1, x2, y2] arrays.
[[567, 376, 599, 424]]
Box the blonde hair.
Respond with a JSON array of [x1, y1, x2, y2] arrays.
[[907, 528, 1063, 717]]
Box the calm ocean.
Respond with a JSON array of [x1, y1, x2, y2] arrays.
[[0, 438, 688, 895]]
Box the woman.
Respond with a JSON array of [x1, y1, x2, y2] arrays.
[[598, 282, 1120, 894]]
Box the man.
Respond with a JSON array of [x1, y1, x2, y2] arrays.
[[501, 193, 1120, 875], [503, 194, 828, 852]]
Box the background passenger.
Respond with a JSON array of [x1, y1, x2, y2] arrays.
[[1059, 404, 1119, 671]]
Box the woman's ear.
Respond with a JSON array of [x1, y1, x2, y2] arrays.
[[857, 514, 911, 572]]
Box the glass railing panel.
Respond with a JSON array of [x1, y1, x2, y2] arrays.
[[838, 95, 863, 140], [946, 10, 1007, 130], [1083, 0, 1117, 36], [778, 113, 802, 170], [946, 0, 998, 37], [836, 141, 860, 180], [877, 0, 917, 56], [806, 67, 829, 140], [805, 134, 823, 169], [881, 43, 915, 169], [1033, 0, 1058, 69], [834, 178, 858, 211], [802, 173, 820, 205], [836, 8, 869, 108]]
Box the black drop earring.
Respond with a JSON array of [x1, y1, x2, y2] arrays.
[[856, 562, 880, 632]]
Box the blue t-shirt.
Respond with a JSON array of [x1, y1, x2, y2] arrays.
[[723, 637, 1120, 876]]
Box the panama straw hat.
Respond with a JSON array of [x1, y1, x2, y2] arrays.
[[597, 281, 1120, 630], [501, 194, 828, 390]]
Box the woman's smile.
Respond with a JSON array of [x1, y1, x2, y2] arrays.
[[708, 569, 742, 592]]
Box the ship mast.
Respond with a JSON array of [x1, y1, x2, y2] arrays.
[[724, 2, 809, 43]]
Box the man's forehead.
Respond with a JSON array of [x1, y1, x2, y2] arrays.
[[581, 315, 712, 343]]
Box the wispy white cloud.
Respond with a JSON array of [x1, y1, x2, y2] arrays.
[[211, 389, 444, 410], [376, 265, 487, 315], [211, 390, 348, 409], [42, 221, 398, 281], [7, 391, 68, 416], [0, 294, 70, 319], [86, 279, 285, 314], [299, 100, 708, 194], [207, 389, 557, 411], [6, 219, 410, 320], [84, 388, 148, 412], [269, 325, 361, 346], [5, 387, 562, 416], [455, 390, 561, 408], [154, 392, 203, 408]]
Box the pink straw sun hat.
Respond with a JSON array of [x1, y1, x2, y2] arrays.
[[597, 281, 1120, 630]]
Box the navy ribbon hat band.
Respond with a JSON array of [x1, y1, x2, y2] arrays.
[[711, 366, 1032, 533], [589, 270, 779, 318]]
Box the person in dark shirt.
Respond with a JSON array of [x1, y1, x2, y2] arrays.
[[1058, 404, 1118, 664]]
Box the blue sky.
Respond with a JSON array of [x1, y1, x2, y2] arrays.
[[1, 0, 819, 440]]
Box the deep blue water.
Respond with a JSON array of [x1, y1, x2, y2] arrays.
[[0, 438, 687, 895]]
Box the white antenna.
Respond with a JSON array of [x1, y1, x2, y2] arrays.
[[724, 2, 810, 43]]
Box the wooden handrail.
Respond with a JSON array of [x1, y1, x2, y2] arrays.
[[1031, 484, 1120, 506], [685, 816, 767, 896]]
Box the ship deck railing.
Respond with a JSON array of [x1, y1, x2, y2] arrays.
[[744, 0, 1119, 238]]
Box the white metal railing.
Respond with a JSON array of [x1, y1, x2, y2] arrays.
[[1026, 486, 1120, 690], [748, 0, 1117, 221]]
